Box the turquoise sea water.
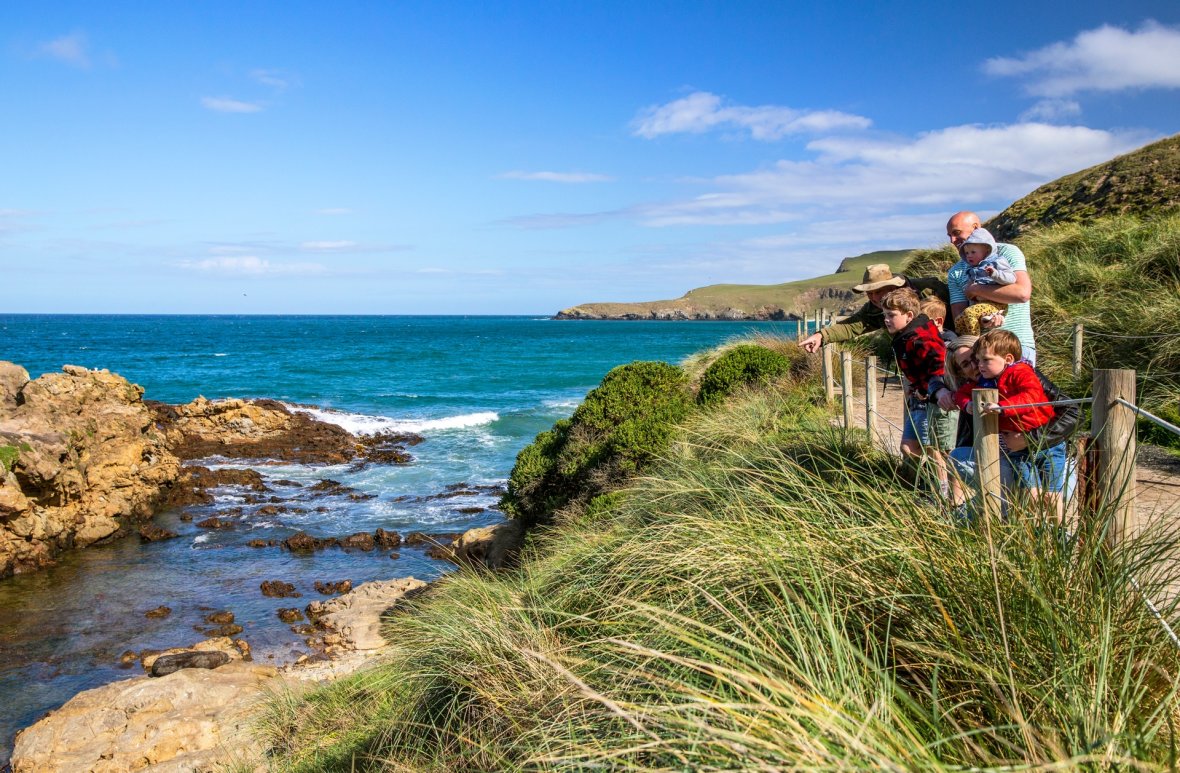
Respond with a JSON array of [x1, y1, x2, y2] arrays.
[[0, 314, 812, 761]]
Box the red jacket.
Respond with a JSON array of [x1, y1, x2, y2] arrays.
[[953, 361, 1054, 433]]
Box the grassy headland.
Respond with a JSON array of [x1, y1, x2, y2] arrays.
[[260, 312, 1180, 770], [987, 133, 1180, 242], [259, 142, 1180, 768], [556, 249, 913, 320]]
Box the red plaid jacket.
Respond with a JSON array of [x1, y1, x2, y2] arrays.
[[889, 314, 946, 400]]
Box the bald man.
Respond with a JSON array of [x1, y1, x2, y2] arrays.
[[945, 211, 1037, 364]]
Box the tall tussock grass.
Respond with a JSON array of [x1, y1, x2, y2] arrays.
[[1021, 214, 1180, 410], [260, 380, 1180, 771]]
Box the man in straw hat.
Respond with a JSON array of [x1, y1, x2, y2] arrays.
[[800, 264, 951, 353]]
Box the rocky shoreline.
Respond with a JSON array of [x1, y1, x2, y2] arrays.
[[10, 576, 429, 772], [0, 361, 423, 578], [0, 361, 525, 771]]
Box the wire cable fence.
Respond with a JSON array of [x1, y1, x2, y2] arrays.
[[1114, 398, 1180, 438], [1082, 329, 1177, 340]]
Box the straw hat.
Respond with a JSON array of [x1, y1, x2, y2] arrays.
[[851, 264, 906, 293]]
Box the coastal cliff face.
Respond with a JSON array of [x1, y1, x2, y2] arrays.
[[0, 362, 181, 578], [555, 284, 857, 320]]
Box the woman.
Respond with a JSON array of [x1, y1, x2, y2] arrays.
[[936, 336, 1078, 515]]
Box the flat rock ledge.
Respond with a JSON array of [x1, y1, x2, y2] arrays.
[[11, 576, 428, 773]]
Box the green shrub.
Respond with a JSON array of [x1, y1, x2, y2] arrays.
[[1139, 401, 1180, 451], [696, 344, 791, 406], [500, 361, 692, 525]]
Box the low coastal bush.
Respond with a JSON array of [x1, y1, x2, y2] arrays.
[[263, 370, 1180, 771], [696, 343, 791, 406], [499, 360, 692, 526]]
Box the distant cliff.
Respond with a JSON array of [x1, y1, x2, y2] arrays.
[[555, 249, 913, 320]]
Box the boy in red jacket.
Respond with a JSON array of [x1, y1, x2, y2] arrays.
[[953, 329, 1060, 503]]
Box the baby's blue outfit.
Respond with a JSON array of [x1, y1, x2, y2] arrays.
[[966, 255, 1016, 286], [961, 228, 1016, 286]]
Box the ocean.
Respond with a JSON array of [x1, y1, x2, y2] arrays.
[[0, 314, 811, 761]]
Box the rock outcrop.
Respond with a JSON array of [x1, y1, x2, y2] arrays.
[[152, 396, 422, 466], [0, 362, 424, 577], [0, 362, 181, 578], [305, 576, 428, 654], [10, 659, 280, 773], [450, 520, 524, 570]]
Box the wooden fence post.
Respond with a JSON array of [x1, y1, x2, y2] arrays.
[[1092, 369, 1137, 546], [821, 344, 835, 402], [1072, 323, 1084, 377], [972, 388, 1001, 522], [865, 355, 877, 437], [795, 317, 802, 342], [841, 351, 854, 430]]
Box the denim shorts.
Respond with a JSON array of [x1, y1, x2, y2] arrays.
[[901, 401, 929, 444], [1004, 441, 1068, 493], [950, 443, 1073, 498]]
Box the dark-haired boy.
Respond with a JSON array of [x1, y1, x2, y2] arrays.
[[882, 288, 947, 466]]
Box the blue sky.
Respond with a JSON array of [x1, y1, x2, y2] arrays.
[[3, 2, 1178, 314]]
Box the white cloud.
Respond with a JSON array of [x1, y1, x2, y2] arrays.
[[201, 96, 264, 113], [38, 32, 90, 68], [632, 91, 871, 140], [178, 256, 326, 276], [985, 21, 1180, 96], [251, 69, 296, 90], [508, 122, 1152, 230], [300, 240, 357, 251], [1019, 99, 1082, 122], [499, 171, 614, 183]]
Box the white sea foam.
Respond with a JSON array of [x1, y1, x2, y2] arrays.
[[214, 353, 228, 357], [543, 399, 580, 409], [193, 533, 210, 544], [284, 404, 498, 435]]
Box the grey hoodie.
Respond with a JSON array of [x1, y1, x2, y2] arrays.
[[960, 227, 1015, 286]]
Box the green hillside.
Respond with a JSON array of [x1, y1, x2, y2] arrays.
[[556, 249, 913, 320], [987, 132, 1180, 241]]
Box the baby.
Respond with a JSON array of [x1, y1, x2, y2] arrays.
[[954, 227, 1013, 335]]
